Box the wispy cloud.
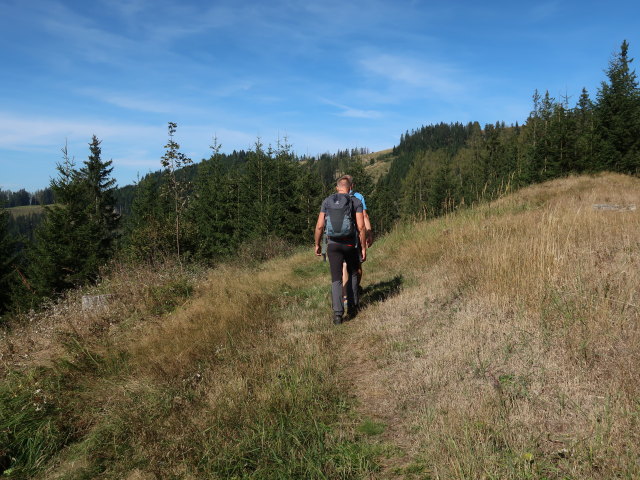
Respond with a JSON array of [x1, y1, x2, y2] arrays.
[[0, 111, 159, 149], [321, 99, 383, 119], [359, 53, 467, 98], [77, 88, 210, 115]]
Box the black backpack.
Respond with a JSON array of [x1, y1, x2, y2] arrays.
[[325, 193, 355, 239]]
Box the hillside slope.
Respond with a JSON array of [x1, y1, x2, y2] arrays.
[[342, 172, 640, 478], [2, 173, 639, 479]]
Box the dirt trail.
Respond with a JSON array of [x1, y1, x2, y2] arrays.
[[338, 299, 418, 477]]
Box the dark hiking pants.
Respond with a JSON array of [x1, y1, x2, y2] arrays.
[[327, 242, 359, 315]]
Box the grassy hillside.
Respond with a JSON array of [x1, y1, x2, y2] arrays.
[[362, 148, 394, 182], [6, 205, 46, 217], [2, 173, 639, 478]]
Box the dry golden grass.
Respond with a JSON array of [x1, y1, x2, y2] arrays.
[[344, 173, 640, 478], [363, 149, 394, 182], [0, 260, 199, 376]]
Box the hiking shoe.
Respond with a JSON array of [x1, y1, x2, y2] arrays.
[[347, 306, 359, 319], [332, 313, 343, 325]]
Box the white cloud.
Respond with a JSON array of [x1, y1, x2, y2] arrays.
[[76, 88, 210, 115], [321, 99, 383, 119], [0, 111, 160, 150], [359, 53, 467, 98]]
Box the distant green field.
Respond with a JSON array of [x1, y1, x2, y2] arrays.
[[7, 205, 47, 217]]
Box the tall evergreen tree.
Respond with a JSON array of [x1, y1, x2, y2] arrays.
[[0, 207, 19, 315], [596, 40, 640, 172], [241, 139, 274, 239], [574, 88, 596, 171], [189, 138, 236, 259], [27, 146, 90, 299], [123, 173, 174, 264], [26, 138, 120, 302], [78, 135, 120, 272]]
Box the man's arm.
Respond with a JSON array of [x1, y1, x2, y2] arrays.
[[355, 211, 367, 262], [314, 212, 325, 256], [363, 209, 373, 247]]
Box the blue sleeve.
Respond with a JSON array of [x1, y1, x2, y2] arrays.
[[354, 192, 367, 210]]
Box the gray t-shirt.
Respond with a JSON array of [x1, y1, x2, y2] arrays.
[[320, 194, 363, 245]]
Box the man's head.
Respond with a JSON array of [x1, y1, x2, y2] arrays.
[[336, 176, 352, 193], [343, 174, 354, 190]]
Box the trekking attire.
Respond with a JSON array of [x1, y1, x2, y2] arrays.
[[350, 190, 367, 263], [321, 232, 328, 261], [320, 193, 363, 321], [351, 191, 367, 210]]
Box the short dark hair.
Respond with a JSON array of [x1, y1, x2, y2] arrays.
[[336, 176, 351, 188]]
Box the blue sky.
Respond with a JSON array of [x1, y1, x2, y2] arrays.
[[1, 0, 639, 192]]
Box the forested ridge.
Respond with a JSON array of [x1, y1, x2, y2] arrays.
[[1, 40, 640, 317]]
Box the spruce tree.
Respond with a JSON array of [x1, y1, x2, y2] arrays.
[[294, 166, 324, 243], [596, 40, 640, 172], [27, 146, 90, 299], [189, 137, 236, 259], [26, 138, 119, 302], [123, 173, 174, 264], [241, 139, 273, 239], [575, 88, 596, 171], [78, 135, 119, 272], [0, 207, 19, 315]]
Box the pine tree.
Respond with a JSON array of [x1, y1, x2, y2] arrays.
[[27, 146, 90, 299], [575, 88, 596, 171], [270, 138, 311, 243], [400, 152, 434, 219], [189, 137, 236, 259], [295, 166, 324, 243], [123, 173, 174, 264], [160, 122, 193, 267], [78, 135, 119, 272], [429, 162, 453, 216], [241, 139, 273, 239], [596, 40, 640, 172], [25, 138, 120, 302], [0, 207, 19, 315]]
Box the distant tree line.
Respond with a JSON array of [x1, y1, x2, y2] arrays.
[[0, 187, 54, 207], [1, 40, 638, 318]]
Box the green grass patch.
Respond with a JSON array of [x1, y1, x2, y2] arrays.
[[0, 368, 79, 478], [197, 364, 383, 479], [291, 259, 329, 278], [357, 418, 386, 436], [147, 276, 194, 315]]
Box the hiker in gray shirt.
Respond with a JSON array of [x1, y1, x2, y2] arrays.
[[314, 176, 367, 325]]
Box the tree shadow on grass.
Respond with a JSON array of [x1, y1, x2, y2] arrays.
[[360, 275, 403, 309]]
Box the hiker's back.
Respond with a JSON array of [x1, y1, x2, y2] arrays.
[[323, 193, 356, 239]]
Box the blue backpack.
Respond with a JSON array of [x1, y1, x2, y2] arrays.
[[325, 193, 355, 239]]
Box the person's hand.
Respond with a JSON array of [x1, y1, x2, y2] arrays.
[[315, 244, 322, 256], [366, 230, 374, 247], [361, 248, 366, 262]]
